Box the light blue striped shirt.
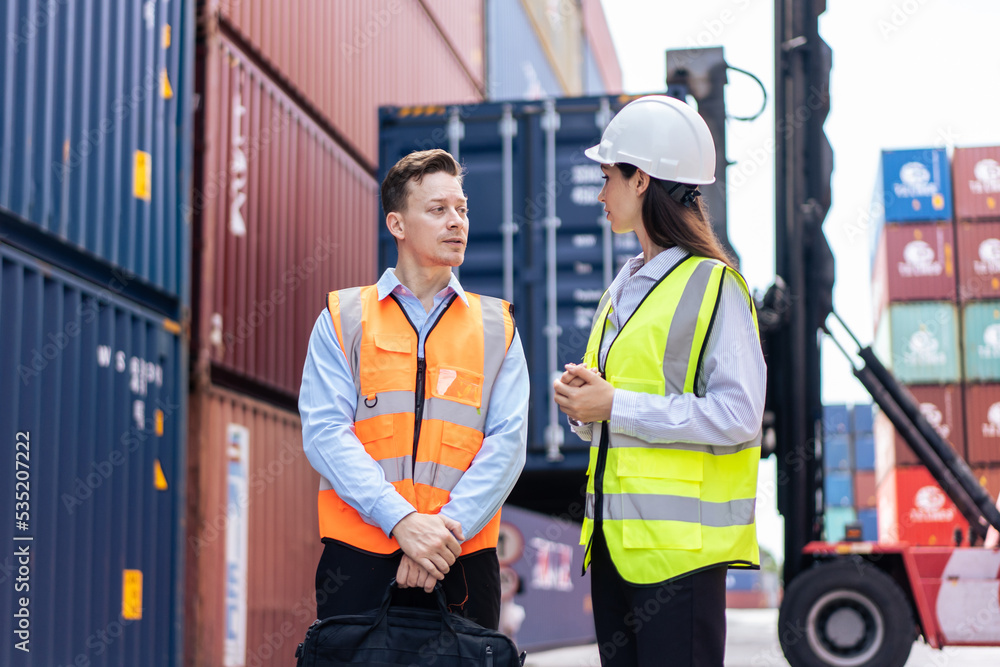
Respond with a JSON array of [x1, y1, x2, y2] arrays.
[[299, 268, 529, 541], [572, 246, 766, 445]]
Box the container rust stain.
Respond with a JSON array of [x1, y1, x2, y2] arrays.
[[194, 33, 378, 398], [185, 385, 320, 667]]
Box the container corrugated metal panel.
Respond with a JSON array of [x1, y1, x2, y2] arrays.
[[853, 403, 874, 433], [0, 244, 184, 667], [209, 0, 484, 165], [379, 96, 633, 470], [952, 146, 1000, 222], [963, 383, 1000, 465], [972, 464, 1000, 502], [963, 301, 1000, 381], [957, 222, 1000, 301], [823, 433, 851, 470], [855, 432, 875, 471], [858, 507, 878, 542], [873, 301, 961, 384], [422, 0, 486, 84], [871, 222, 956, 328], [822, 404, 850, 434], [184, 385, 319, 667], [194, 33, 378, 398], [877, 466, 968, 546], [486, 0, 565, 99], [855, 470, 877, 509], [0, 0, 193, 299], [582, 41, 605, 95], [874, 384, 964, 478], [581, 0, 623, 93], [824, 470, 854, 508], [824, 506, 857, 541]]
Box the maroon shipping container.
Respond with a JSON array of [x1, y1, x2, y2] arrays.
[[855, 469, 877, 509], [185, 385, 320, 667], [956, 221, 1000, 300], [871, 222, 956, 328], [874, 384, 965, 480], [972, 464, 1000, 504], [208, 0, 486, 166], [952, 146, 1000, 222], [194, 32, 378, 398], [581, 0, 623, 93], [963, 383, 1000, 465]]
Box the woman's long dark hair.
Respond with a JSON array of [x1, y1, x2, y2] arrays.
[[616, 163, 736, 269]]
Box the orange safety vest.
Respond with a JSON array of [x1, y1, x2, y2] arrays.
[[318, 285, 515, 556]]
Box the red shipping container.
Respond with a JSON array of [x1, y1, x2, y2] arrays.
[[971, 464, 1000, 502], [854, 470, 877, 509], [194, 33, 379, 398], [956, 221, 1000, 300], [208, 0, 486, 166], [877, 466, 968, 546], [581, 0, 623, 92], [952, 146, 1000, 222], [874, 384, 965, 480], [871, 222, 956, 328], [185, 385, 320, 667], [963, 383, 1000, 464]]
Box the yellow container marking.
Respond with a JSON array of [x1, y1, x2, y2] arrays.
[[123, 570, 143, 620], [133, 151, 151, 201], [154, 459, 168, 490]]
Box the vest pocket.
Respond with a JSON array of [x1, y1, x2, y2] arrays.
[[608, 375, 665, 396], [438, 421, 483, 472], [616, 449, 703, 550], [360, 334, 414, 394], [429, 364, 483, 408], [355, 415, 396, 461]]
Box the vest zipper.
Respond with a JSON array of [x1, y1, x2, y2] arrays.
[[413, 357, 426, 462]]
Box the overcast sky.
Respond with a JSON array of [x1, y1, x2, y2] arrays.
[[600, 0, 1000, 562]]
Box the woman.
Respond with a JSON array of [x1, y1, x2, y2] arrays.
[[554, 95, 766, 667]]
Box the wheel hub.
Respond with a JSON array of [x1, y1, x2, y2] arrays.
[[806, 589, 884, 666]]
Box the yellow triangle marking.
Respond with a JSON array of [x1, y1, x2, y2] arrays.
[[154, 460, 168, 490]]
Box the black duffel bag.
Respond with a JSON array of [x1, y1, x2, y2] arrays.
[[295, 580, 525, 666]]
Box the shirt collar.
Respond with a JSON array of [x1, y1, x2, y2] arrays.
[[375, 267, 470, 307], [626, 245, 690, 279]]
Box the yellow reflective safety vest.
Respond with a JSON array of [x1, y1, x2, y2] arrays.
[[580, 254, 761, 585], [319, 285, 515, 556]]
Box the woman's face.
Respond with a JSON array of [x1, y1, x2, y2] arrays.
[[598, 165, 644, 234]]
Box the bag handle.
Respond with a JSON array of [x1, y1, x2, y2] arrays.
[[371, 579, 460, 636]]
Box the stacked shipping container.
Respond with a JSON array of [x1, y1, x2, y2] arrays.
[[822, 404, 878, 541], [871, 145, 1000, 545], [0, 0, 193, 664]]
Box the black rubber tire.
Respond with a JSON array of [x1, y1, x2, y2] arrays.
[[778, 558, 917, 667]]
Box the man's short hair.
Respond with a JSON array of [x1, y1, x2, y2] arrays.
[[380, 149, 464, 216]]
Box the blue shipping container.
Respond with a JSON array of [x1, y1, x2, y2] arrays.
[[855, 432, 876, 471], [852, 402, 874, 433], [486, 0, 565, 100], [822, 404, 850, 435], [0, 0, 193, 302], [824, 470, 854, 507], [823, 433, 852, 470], [379, 95, 643, 470], [0, 244, 185, 667], [858, 508, 879, 542]]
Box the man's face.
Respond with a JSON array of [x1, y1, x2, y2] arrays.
[[391, 171, 469, 268]]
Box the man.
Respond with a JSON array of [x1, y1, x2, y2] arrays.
[[299, 149, 528, 629]]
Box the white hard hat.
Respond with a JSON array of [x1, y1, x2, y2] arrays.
[[585, 95, 716, 185]]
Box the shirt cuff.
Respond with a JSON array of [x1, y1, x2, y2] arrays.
[[609, 388, 639, 437], [379, 496, 418, 539]]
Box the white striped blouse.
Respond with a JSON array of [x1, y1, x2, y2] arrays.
[[571, 245, 766, 447]]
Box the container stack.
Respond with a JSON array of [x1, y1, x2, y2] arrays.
[[822, 404, 877, 540], [953, 146, 1000, 505], [0, 3, 192, 665]]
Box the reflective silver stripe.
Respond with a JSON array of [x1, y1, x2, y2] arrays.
[[662, 260, 721, 395], [424, 397, 484, 431], [585, 493, 756, 527], [357, 390, 412, 418], [413, 461, 465, 492], [336, 287, 364, 395], [377, 456, 413, 483], [479, 295, 510, 415], [608, 429, 762, 456]]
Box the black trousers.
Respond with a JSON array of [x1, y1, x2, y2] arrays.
[[590, 531, 728, 667], [315, 538, 501, 630]]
